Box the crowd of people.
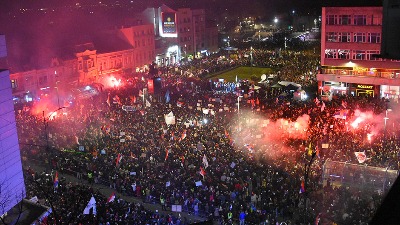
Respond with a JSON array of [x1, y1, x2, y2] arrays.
[[16, 46, 400, 225]]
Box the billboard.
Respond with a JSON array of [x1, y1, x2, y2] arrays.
[[161, 12, 177, 37]]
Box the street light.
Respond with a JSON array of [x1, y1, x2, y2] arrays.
[[43, 107, 66, 153], [303, 148, 317, 224]]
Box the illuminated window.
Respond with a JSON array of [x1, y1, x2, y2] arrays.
[[11, 79, 17, 88]]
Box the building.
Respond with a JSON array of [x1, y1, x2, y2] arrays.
[[9, 24, 155, 103], [0, 34, 26, 216], [142, 4, 219, 66], [317, 6, 400, 99]]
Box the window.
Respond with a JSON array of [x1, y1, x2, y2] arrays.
[[326, 32, 338, 42], [371, 15, 382, 25], [353, 50, 365, 60], [338, 49, 350, 59], [338, 32, 351, 42], [326, 15, 337, 25], [11, 79, 17, 89], [325, 49, 337, 59], [353, 33, 366, 43], [366, 50, 381, 60], [368, 33, 381, 43], [339, 15, 351, 25], [39, 76, 48, 85], [353, 15, 366, 25]]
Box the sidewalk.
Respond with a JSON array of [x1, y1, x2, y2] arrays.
[[26, 162, 209, 224]]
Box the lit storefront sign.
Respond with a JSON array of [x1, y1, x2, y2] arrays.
[[355, 84, 374, 97]]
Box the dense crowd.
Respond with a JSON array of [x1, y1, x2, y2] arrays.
[[17, 47, 400, 225]]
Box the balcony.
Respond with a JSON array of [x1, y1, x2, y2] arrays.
[[318, 68, 400, 86]]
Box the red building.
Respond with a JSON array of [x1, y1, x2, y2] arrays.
[[9, 24, 155, 102], [318, 6, 400, 100]]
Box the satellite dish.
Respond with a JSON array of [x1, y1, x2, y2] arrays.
[[261, 74, 267, 81]]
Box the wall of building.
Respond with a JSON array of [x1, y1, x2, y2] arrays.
[[0, 35, 26, 216], [319, 6, 400, 99]]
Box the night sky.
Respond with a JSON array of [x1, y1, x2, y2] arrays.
[[0, 0, 384, 71]]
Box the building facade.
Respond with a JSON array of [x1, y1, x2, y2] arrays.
[[142, 4, 219, 66], [318, 6, 400, 99], [0, 34, 26, 216], [9, 24, 155, 102]]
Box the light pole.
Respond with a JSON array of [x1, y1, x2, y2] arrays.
[[43, 107, 65, 153], [384, 109, 389, 130], [303, 148, 316, 224]]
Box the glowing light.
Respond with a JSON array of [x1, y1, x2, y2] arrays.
[[351, 117, 364, 128], [367, 133, 374, 142]]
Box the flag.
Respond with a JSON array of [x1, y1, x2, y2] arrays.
[[165, 149, 169, 161], [315, 213, 321, 225], [107, 192, 116, 203], [130, 95, 136, 104], [54, 171, 59, 188], [177, 101, 184, 107], [316, 145, 320, 158], [333, 109, 349, 119], [83, 196, 97, 215], [179, 130, 187, 141], [146, 100, 151, 108], [314, 98, 320, 105], [299, 180, 305, 194], [106, 93, 111, 106], [202, 154, 209, 168], [224, 129, 230, 138], [308, 142, 313, 156], [75, 135, 80, 145], [116, 153, 123, 166], [165, 90, 170, 103], [355, 151, 368, 163], [244, 144, 254, 153], [180, 155, 185, 167], [113, 95, 122, 105], [200, 167, 206, 179], [342, 100, 347, 108], [164, 111, 176, 125]]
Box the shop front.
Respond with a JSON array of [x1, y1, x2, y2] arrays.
[[350, 84, 378, 97], [380, 85, 400, 101]]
